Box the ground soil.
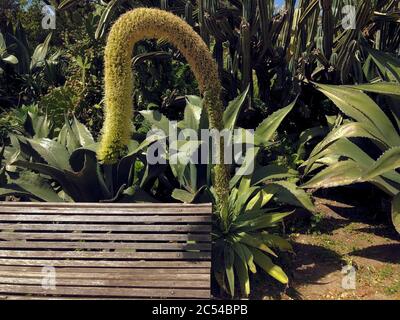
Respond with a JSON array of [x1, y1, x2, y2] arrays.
[[250, 191, 400, 300]]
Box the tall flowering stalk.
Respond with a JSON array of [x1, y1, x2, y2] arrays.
[[98, 8, 229, 216]]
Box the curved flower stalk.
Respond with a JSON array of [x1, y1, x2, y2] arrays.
[[98, 8, 229, 213]]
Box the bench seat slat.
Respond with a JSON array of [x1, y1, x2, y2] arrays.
[[0, 258, 211, 268], [0, 277, 210, 288], [0, 232, 211, 242], [0, 270, 210, 281], [0, 203, 212, 214], [0, 284, 210, 298], [0, 241, 211, 250], [0, 202, 212, 299], [0, 215, 211, 223], [0, 250, 211, 260], [0, 223, 211, 232], [0, 265, 210, 274]]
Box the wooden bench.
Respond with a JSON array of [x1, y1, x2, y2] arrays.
[[0, 202, 212, 299]]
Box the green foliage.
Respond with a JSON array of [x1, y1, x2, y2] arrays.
[[0, 109, 159, 203], [141, 90, 314, 297], [302, 82, 400, 233], [39, 84, 82, 128]]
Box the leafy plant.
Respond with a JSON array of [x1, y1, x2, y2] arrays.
[[0, 31, 18, 75], [0, 111, 159, 203], [302, 81, 400, 233], [142, 88, 314, 297]]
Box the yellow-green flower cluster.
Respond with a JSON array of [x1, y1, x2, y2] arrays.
[[98, 8, 229, 211]]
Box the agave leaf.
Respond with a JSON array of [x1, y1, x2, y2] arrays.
[[26, 111, 51, 139], [13, 160, 80, 201], [251, 164, 298, 185], [392, 193, 400, 234], [223, 86, 249, 130], [27, 138, 71, 171], [2, 54, 18, 64], [224, 243, 235, 297], [314, 83, 400, 146], [140, 110, 170, 134], [254, 98, 297, 146], [179, 100, 202, 131], [63, 150, 105, 202], [2, 171, 62, 202], [234, 186, 259, 216], [234, 211, 292, 233], [365, 47, 400, 82], [302, 160, 364, 189], [172, 188, 195, 203], [308, 139, 400, 195], [264, 180, 315, 212], [233, 252, 250, 297], [344, 82, 400, 97], [260, 232, 293, 252], [230, 146, 260, 187], [250, 248, 289, 284], [309, 122, 388, 160], [232, 242, 257, 274], [71, 115, 95, 147], [30, 33, 52, 70], [363, 147, 400, 180], [237, 232, 277, 257], [297, 126, 329, 158], [245, 189, 273, 211]]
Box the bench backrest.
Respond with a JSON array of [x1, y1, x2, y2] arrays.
[[0, 202, 212, 299]]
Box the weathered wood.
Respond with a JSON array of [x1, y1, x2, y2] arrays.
[[0, 259, 211, 268], [0, 277, 210, 288], [0, 214, 211, 223], [0, 232, 211, 242], [0, 284, 210, 298], [0, 202, 212, 214], [0, 202, 212, 299], [0, 250, 211, 260], [0, 241, 211, 250], [0, 266, 211, 274], [0, 223, 211, 232], [0, 270, 210, 281]]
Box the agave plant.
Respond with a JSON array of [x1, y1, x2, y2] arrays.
[[141, 88, 315, 296], [302, 81, 400, 233], [0, 108, 160, 203], [0, 31, 18, 75]]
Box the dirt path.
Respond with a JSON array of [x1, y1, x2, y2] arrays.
[[251, 194, 400, 300]]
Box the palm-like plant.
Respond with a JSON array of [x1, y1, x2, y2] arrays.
[[302, 81, 400, 233], [141, 89, 315, 296], [0, 108, 159, 203]]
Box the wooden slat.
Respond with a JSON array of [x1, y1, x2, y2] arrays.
[[0, 284, 210, 298], [0, 202, 212, 214], [0, 214, 211, 223], [0, 202, 212, 299], [0, 223, 211, 232], [0, 259, 211, 268], [0, 266, 210, 274], [0, 232, 211, 242], [0, 241, 210, 250], [0, 277, 210, 288], [0, 270, 210, 281], [0, 250, 210, 260]]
